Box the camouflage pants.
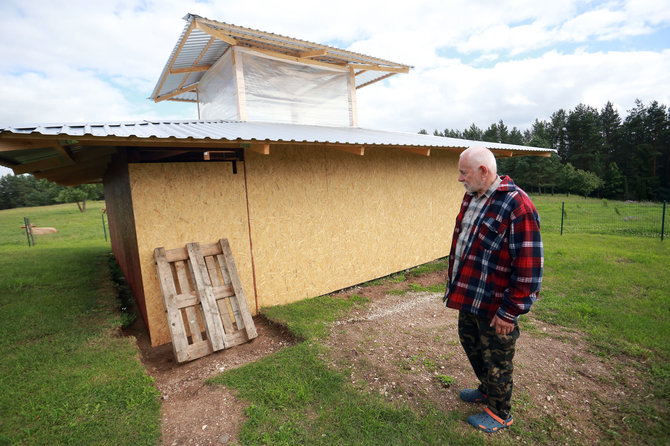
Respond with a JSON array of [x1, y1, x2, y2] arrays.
[[458, 310, 519, 419]]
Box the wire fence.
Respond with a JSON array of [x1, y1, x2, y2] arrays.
[[540, 199, 668, 240]]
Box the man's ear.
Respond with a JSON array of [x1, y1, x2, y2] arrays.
[[479, 165, 489, 176]]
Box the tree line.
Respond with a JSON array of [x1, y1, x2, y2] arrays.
[[421, 99, 670, 201], [0, 174, 103, 211]]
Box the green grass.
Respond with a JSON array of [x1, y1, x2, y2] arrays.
[[209, 343, 484, 445], [261, 293, 369, 340], [532, 193, 668, 238], [0, 201, 161, 445]]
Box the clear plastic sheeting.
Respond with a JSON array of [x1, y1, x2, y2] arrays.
[[198, 50, 239, 121], [198, 47, 355, 126]]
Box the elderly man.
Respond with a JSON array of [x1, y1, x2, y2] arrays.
[[443, 146, 543, 433]]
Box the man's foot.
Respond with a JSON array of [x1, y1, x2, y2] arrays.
[[459, 388, 488, 403], [467, 407, 514, 433]]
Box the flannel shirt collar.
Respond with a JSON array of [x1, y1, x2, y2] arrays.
[[467, 175, 502, 201]]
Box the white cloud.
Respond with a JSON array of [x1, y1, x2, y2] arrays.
[[0, 0, 668, 140], [358, 48, 670, 133]]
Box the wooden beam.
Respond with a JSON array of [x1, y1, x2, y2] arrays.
[[194, 19, 238, 46], [247, 143, 270, 155], [0, 139, 48, 152], [169, 65, 212, 74], [299, 49, 328, 58], [36, 157, 112, 183], [331, 146, 364, 156], [349, 66, 358, 127], [153, 20, 196, 101], [245, 47, 348, 71], [348, 63, 410, 74], [356, 72, 397, 89], [398, 147, 431, 156], [515, 151, 552, 158], [12, 157, 73, 175], [491, 150, 514, 158], [155, 84, 198, 103], [52, 144, 74, 162]]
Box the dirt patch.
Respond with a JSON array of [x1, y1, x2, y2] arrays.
[[130, 271, 645, 445], [127, 317, 296, 446]]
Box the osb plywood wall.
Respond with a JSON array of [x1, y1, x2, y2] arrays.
[[128, 162, 252, 346], [245, 145, 463, 308], [128, 147, 463, 347]]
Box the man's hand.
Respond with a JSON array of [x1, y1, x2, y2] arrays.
[[490, 315, 515, 336]]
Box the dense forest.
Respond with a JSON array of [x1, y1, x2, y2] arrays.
[[421, 99, 670, 201], [0, 174, 103, 211]]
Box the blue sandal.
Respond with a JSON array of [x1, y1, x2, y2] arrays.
[[467, 407, 514, 433], [459, 388, 488, 403]]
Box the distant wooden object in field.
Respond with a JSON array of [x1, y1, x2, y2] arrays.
[[21, 224, 58, 235], [153, 238, 258, 363]]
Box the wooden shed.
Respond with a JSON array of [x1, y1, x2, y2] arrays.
[[0, 14, 553, 347]]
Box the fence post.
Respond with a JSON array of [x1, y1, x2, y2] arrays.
[[662, 201, 666, 242], [23, 217, 35, 247], [560, 202, 565, 236], [102, 213, 108, 242]]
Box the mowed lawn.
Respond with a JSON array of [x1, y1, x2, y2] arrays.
[[1, 195, 669, 445], [0, 202, 161, 445]]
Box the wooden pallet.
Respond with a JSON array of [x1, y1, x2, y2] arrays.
[[153, 239, 258, 363]]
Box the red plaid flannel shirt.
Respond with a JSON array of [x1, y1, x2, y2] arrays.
[[443, 175, 543, 322]]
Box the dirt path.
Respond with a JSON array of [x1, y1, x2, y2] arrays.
[[130, 275, 643, 445]]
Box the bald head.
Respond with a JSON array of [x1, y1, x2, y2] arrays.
[[457, 146, 498, 196], [460, 146, 497, 175]]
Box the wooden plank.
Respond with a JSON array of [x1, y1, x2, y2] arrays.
[[153, 247, 190, 363], [152, 20, 196, 102], [205, 256, 235, 334], [174, 260, 203, 343], [173, 285, 234, 309], [174, 291, 199, 309], [185, 339, 212, 360], [349, 66, 358, 127], [398, 147, 431, 157], [0, 139, 48, 152], [169, 65, 212, 74], [217, 254, 231, 284], [356, 72, 396, 89], [194, 19, 238, 46], [155, 83, 198, 103], [332, 146, 365, 156], [348, 63, 410, 73], [299, 49, 328, 58], [186, 243, 228, 350], [165, 247, 189, 263], [219, 239, 258, 339], [12, 156, 73, 175], [225, 330, 249, 347], [247, 143, 270, 155], [244, 47, 348, 71], [233, 49, 248, 121]]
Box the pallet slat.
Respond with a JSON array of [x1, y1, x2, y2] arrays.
[[186, 243, 228, 351], [174, 260, 203, 343]]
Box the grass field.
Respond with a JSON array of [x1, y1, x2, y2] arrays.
[[1, 196, 668, 445], [532, 194, 668, 238], [0, 201, 161, 445]]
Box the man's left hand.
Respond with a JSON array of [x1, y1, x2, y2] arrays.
[[490, 315, 515, 335]]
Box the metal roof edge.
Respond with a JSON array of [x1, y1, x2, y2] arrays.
[[0, 120, 555, 154]]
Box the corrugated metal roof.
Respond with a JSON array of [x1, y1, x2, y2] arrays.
[[0, 119, 552, 154], [151, 14, 412, 102]]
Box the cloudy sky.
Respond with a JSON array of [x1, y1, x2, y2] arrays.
[[1, 0, 669, 175]]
